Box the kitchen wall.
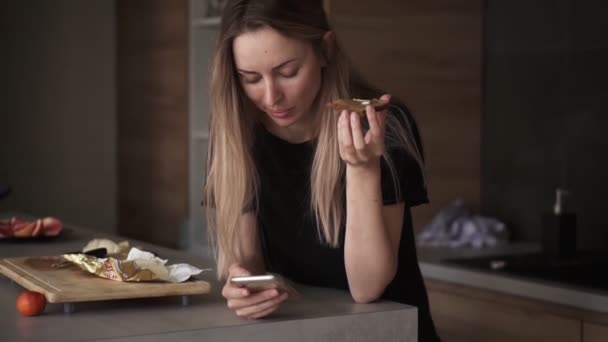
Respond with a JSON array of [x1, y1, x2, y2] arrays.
[[328, 0, 483, 231], [0, 0, 117, 233], [482, 0, 608, 249], [115, 0, 189, 248], [6, 0, 603, 250]]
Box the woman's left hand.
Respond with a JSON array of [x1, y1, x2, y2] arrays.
[[338, 94, 390, 168]]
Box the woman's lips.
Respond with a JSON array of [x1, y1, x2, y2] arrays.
[[269, 108, 293, 119]]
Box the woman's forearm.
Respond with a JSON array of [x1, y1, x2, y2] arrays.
[[344, 159, 398, 303]]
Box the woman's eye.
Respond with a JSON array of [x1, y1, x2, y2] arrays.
[[280, 69, 298, 78], [240, 75, 260, 84]]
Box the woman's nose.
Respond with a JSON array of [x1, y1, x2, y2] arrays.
[[263, 79, 283, 107]]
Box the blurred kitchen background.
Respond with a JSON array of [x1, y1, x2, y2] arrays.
[[2, 0, 608, 340], [1, 0, 606, 252]]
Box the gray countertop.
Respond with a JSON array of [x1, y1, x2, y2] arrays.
[[418, 243, 608, 313], [0, 223, 416, 342]]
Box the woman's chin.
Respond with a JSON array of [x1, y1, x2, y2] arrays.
[[267, 114, 299, 128]]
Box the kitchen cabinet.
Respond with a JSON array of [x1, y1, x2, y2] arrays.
[[328, 0, 483, 230], [427, 281, 580, 342], [116, 0, 216, 253], [583, 322, 608, 342], [186, 0, 219, 256], [426, 278, 608, 342], [116, 0, 189, 248]]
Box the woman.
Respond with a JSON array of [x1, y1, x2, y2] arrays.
[[203, 0, 440, 340]]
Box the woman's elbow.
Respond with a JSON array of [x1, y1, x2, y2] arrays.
[[349, 271, 396, 304], [351, 290, 382, 304], [347, 258, 398, 303]]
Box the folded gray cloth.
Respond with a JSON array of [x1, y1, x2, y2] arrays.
[[416, 199, 509, 248]]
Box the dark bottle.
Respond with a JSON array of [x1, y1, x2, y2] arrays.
[[542, 188, 577, 258]]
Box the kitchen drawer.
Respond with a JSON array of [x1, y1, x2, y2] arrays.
[[583, 322, 608, 342], [428, 288, 581, 342]]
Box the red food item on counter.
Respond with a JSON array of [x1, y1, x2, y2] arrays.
[[13, 219, 39, 237], [41, 217, 63, 236], [0, 216, 63, 238], [0, 221, 11, 238], [16, 291, 47, 316]]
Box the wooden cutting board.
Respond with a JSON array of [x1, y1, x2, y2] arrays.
[[0, 256, 211, 303]]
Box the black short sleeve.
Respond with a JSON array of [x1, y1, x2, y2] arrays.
[[380, 105, 429, 207]]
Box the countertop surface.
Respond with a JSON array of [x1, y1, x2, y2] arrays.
[[0, 221, 416, 342], [418, 243, 608, 313]]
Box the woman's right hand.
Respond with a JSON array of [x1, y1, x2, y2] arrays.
[[222, 264, 289, 319]]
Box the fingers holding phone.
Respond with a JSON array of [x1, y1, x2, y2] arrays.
[[230, 287, 288, 319], [222, 264, 288, 319], [222, 264, 252, 298]]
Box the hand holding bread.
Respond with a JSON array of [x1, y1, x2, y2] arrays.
[[335, 94, 391, 168]]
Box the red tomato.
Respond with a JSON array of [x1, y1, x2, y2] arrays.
[[16, 291, 46, 316]]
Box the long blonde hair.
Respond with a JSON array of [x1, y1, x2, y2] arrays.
[[204, 0, 424, 279]]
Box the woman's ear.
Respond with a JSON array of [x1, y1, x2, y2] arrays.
[[321, 31, 335, 67]]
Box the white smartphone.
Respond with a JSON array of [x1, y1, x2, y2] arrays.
[[230, 274, 299, 297]]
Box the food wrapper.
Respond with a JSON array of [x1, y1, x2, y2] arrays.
[[82, 238, 130, 255], [63, 244, 211, 283]]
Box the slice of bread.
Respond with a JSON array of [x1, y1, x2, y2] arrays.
[[327, 98, 389, 115]]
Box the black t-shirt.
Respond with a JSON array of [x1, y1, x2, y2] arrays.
[[251, 105, 440, 342]]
